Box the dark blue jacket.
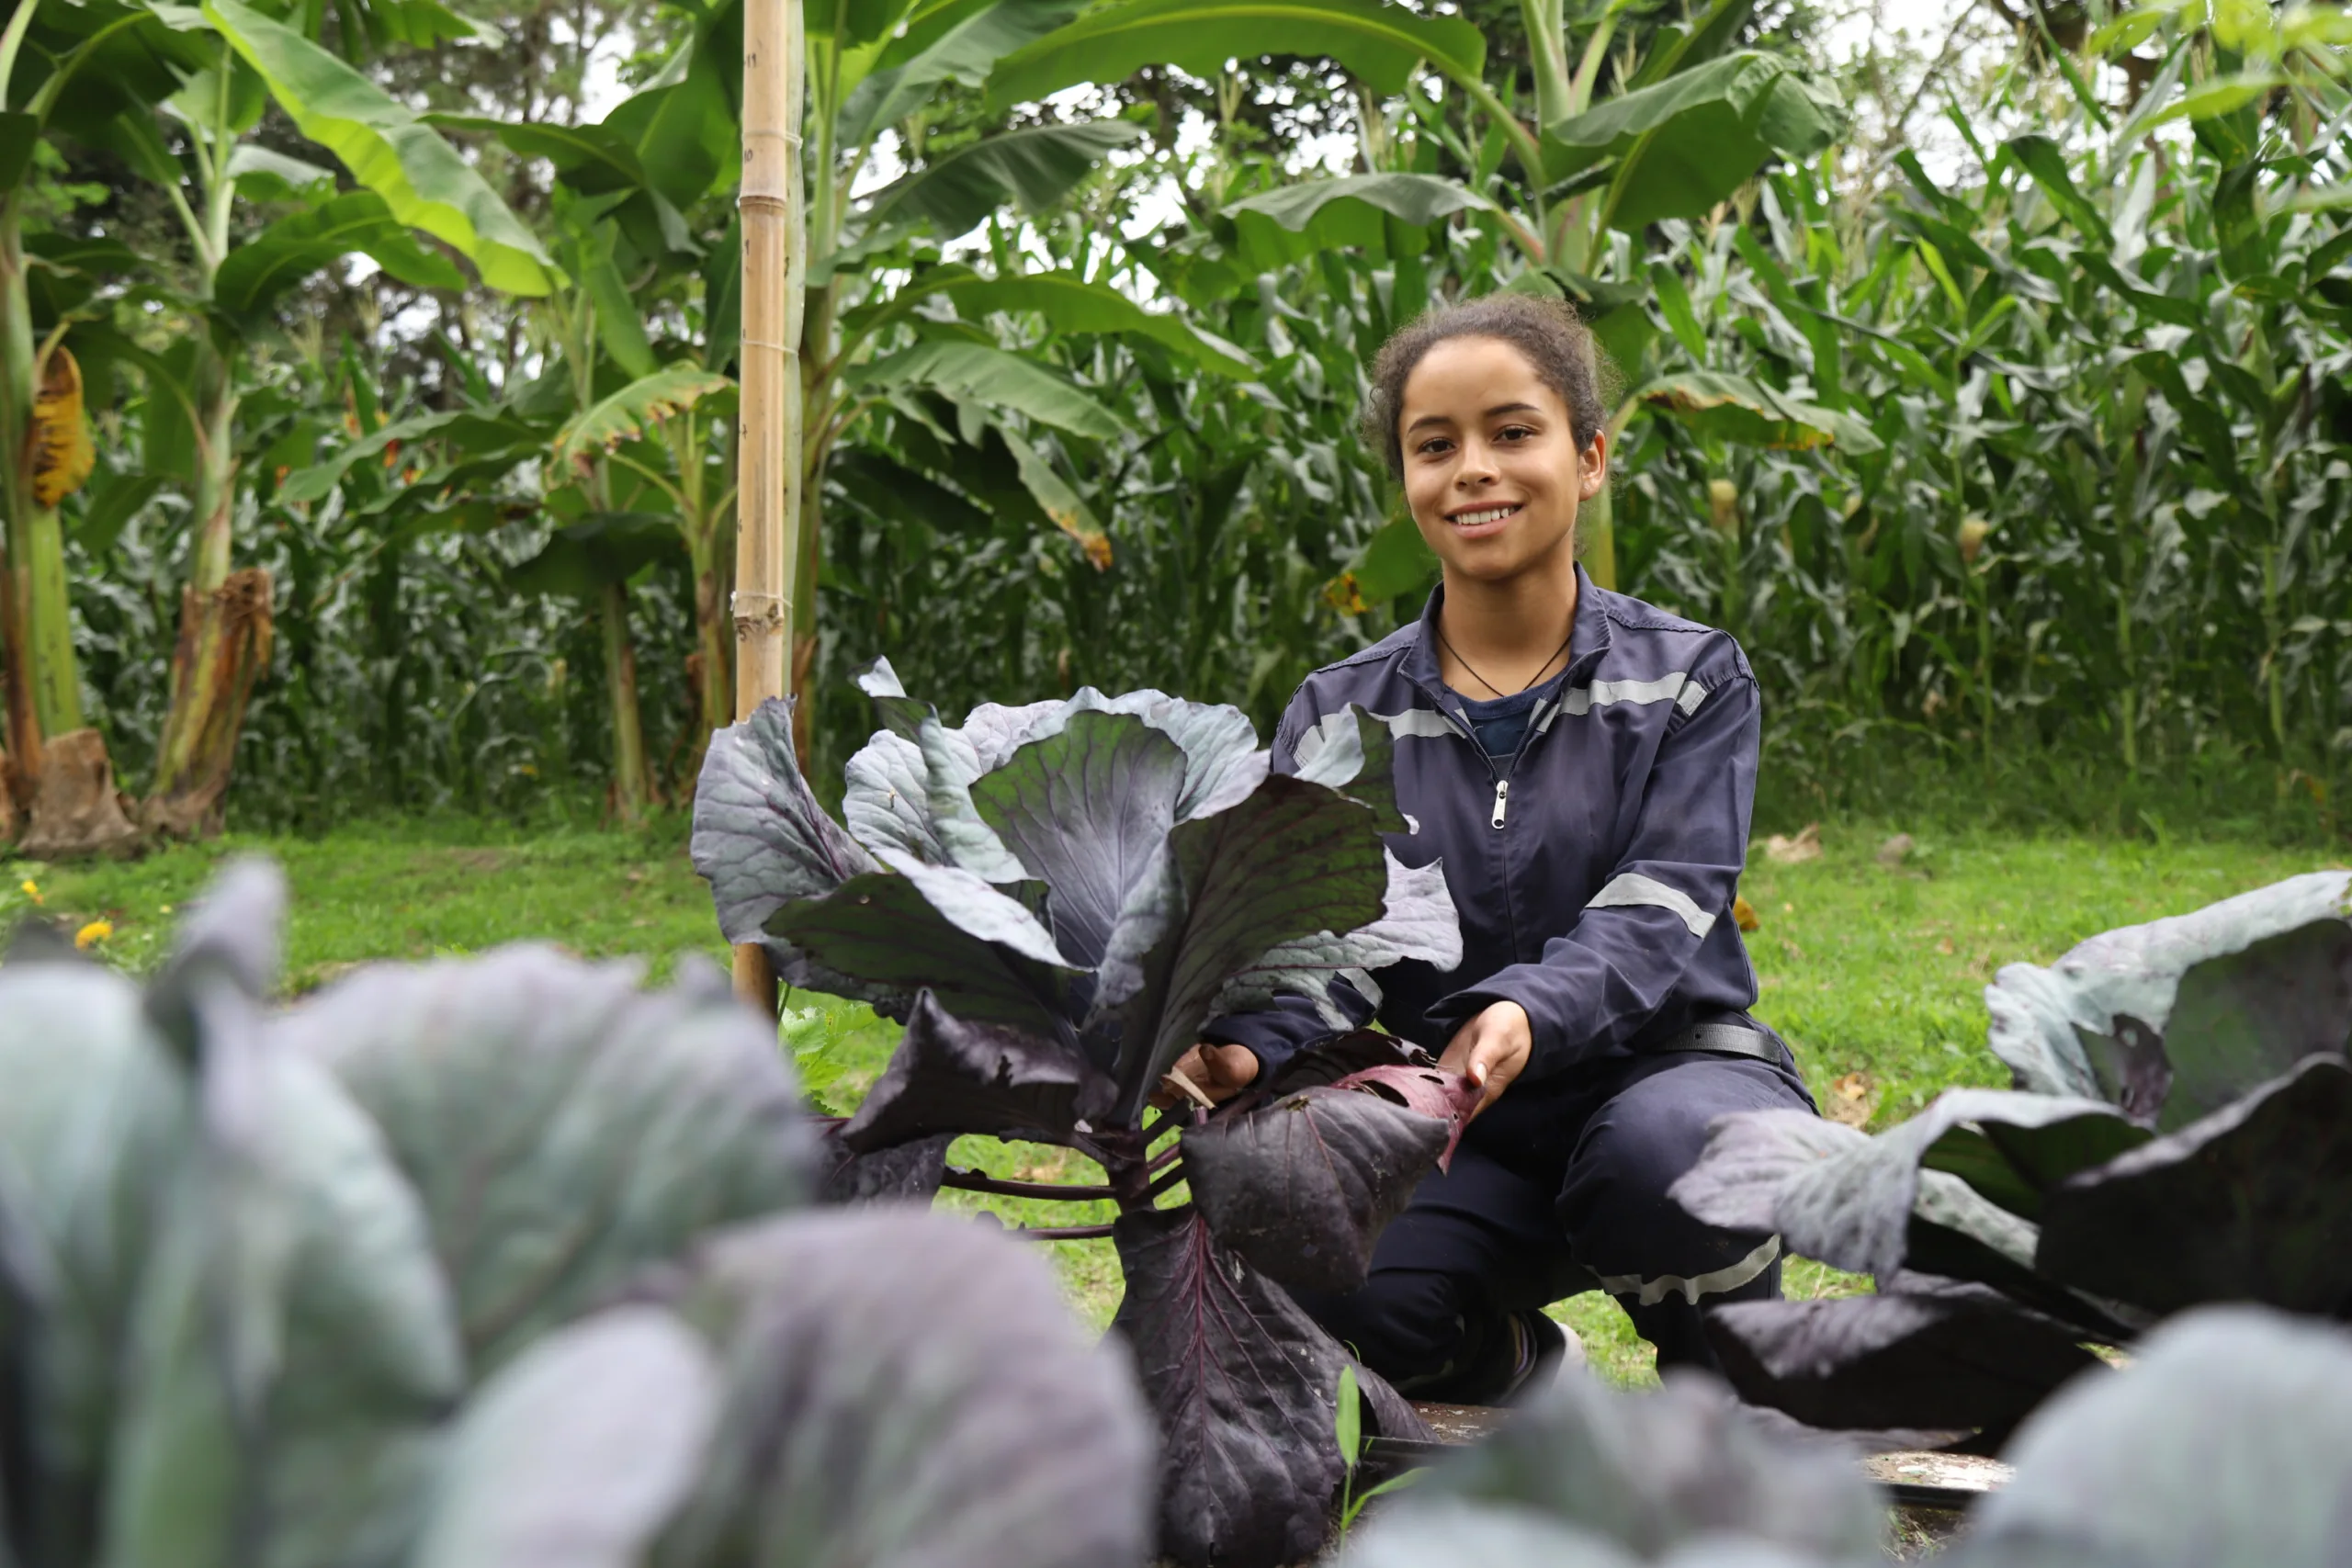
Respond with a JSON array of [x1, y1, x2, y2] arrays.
[[1205, 568, 1763, 1084]]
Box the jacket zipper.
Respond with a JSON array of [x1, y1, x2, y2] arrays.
[[1489, 778, 1510, 829]]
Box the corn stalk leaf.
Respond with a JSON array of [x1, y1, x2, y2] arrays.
[[1634, 368, 1883, 454]]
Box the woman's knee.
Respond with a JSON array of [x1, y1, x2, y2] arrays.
[[1573, 1057, 1812, 1204], [1559, 1057, 1808, 1271]]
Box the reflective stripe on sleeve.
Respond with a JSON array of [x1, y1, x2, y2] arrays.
[[1586, 872, 1717, 939]]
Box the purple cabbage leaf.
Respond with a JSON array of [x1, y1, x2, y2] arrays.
[[1112, 1205, 1404, 1568], [697, 682, 1462, 1139], [277, 944, 814, 1377], [1337, 1357, 1884, 1566], [1182, 1084, 1450, 1293], [1957, 1306, 2352, 1568], [646, 1208, 1157, 1568], [1673, 874, 2352, 1444], [1984, 869, 2352, 1111]]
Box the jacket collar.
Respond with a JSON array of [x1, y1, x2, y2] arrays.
[[1400, 563, 1615, 708]]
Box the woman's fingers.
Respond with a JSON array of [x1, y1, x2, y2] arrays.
[[1442, 1002, 1533, 1121], [1148, 1045, 1211, 1110], [1199, 1043, 1261, 1098], [1149, 1043, 1260, 1110]]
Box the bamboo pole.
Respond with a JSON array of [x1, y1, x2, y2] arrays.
[[730, 0, 805, 1017]]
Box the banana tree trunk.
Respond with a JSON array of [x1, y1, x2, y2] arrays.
[[730, 0, 807, 1012], [0, 186, 40, 783], [600, 578, 653, 825], [787, 280, 833, 764], [145, 354, 272, 839], [0, 188, 136, 855]]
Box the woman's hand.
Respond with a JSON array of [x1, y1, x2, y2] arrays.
[[1151, 1042, 1261, 1109], [1440, 1001, 1532, 1120]]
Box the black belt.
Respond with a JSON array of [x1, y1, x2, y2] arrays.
[[1656, 1020, 1783, 1063]]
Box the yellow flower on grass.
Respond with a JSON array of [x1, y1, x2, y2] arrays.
[[74, 919, 112, 951], [19, 878, 40, 906]]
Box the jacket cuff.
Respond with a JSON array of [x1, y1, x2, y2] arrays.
[[1198, 997, 1328, 1079], [1200, 977, 1377, 1079]]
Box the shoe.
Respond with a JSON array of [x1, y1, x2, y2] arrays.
[[1498, 1309, 1585, 1404]]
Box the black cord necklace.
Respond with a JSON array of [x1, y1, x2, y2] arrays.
[[1436, 614, 1576, 699]]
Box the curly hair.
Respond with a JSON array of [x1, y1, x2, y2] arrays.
[[1360, 293, 1616, 480]]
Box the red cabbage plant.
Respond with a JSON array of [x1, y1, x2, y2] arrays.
[[0, 861, 1154, 1568], [1670, 872, 2352, 1450], [692, 662, 1475, 1567]]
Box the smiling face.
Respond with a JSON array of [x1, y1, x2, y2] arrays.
[[1396, 335, 1607, 586]]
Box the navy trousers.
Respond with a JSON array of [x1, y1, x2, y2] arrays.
[[1290, 1022, 1815, 1401]]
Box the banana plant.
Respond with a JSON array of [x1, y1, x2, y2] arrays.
[[422, 111, 748, 803], [684, 0, 1258, 755], [0, 0, 211, 854], [408, 0, 1262, 776], [71, 0, 553, 840]]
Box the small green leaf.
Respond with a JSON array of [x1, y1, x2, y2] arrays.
[[1649, 262, 1709, 362], [1546, 52, 1838, 230], [282, 408, 536, 504], [509, 512, 680, 598], [1224, 173, 1494, 265], [223, 142, 336, 197], [1328, 513, 1438, 611], [2007, 134, 2110, 242], [0, 111, 40, 191], [1336, 1363, 1363, 1470], [912, 270, 1253, 375], [840, 0, 1087, 146]]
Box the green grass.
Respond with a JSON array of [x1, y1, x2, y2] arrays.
[[16, 813, 2340, 1387], [0, 815, 729, 989]]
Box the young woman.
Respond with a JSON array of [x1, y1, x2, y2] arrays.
[[1170, 292, 1816, 1403]]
